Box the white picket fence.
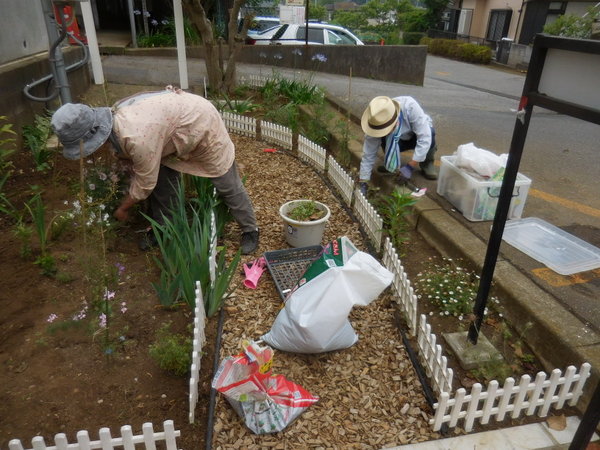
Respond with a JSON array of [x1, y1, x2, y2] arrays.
[[220, 110, 594, 434], [382, 237, 418, 335], [8, 420, 180, 450], [352, 187, 384, 252], [260, 120, 293, 150], [298, 135, 327, 171], [327, 155, 354, 206], [189, 281, 207, 424], [431, 362, 592, 431], [417, 314, 454, 395], [222, 111, 256, 137]]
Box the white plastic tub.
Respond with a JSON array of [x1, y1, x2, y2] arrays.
[[437, 155, 531, 221]]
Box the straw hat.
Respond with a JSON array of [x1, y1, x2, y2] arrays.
[[361, 96, 401, 138], [51, 103, 113, 160]]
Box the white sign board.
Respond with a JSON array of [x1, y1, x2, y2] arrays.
[[280, 5, 305, 24], [537, 48, 600, 111]]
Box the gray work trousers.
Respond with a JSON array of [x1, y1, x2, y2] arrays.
[[149, 162, 257, 233]]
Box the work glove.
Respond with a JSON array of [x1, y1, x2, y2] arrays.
[[399, 164, 414, 180], [243, 256, 266, 289], [359, 182, 368, 196]]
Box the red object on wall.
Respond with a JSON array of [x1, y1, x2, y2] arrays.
[[53, 4, 87, 44]]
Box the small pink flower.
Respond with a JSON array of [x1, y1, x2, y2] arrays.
[[47, 313, 58, 323], [104, 289, 115, 300], [98, 313, 107, 328], [120, 302, 127, 314]]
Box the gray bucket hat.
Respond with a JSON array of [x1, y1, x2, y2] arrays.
[[51, 103, 113, 160]]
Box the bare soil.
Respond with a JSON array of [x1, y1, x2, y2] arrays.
[[0, 83, 550, 449]]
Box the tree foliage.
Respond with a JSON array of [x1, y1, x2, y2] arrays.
[[543, 4, 600, 39]]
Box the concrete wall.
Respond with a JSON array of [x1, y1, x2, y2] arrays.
[[236, 45, 427, 85], [108, 44, 428, 86], [1, 0, 49, 65], [0, 48, 90, 149]]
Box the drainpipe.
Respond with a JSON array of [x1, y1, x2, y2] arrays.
[[41, 0, 72, 103]]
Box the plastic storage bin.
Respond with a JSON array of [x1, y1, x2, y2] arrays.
[[437, 155, 531, 221]]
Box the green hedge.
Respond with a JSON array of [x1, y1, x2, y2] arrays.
[[420, 37, 492, 64]]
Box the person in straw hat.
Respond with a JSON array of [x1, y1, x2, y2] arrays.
[[359, 95, 438, 194], [50, 86, 260, 254]]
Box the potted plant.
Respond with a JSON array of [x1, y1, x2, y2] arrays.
[[279, 200, 331, 247]]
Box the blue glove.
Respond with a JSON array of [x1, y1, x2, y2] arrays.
[[399, 164, 414, 179], [359, 182, 368, 196]]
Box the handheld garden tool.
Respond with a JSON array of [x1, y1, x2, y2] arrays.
[[397, 169, 427, 197], [243, 256, 267, 289]]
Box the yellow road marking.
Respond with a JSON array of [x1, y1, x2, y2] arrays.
[[528, 188, 600, 218], [436, 71, 451, 76], [532, 267, 600, 286]]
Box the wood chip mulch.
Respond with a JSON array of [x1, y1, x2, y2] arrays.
[[212, 135, 441, 449]]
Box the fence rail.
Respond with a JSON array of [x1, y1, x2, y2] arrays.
[[8, 420, 180, 450], [431, 362, 592, 431]]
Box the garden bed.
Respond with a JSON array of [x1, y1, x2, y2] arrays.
[[0, 82, 561, 449]]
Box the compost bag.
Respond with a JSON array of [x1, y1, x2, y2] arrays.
[[261, 236, 393, 353], [212, 340, 318, 434]]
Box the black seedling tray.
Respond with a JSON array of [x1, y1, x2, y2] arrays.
[[264, 245, 323, 301]]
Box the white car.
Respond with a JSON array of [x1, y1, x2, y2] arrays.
[[248, 23, 364, 46]]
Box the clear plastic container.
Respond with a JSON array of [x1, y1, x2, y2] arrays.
[[437, 155, 531, 221], [502, 217, 600, 275]]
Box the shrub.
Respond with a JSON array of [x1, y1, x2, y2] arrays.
[[149, 322, 192, 376], [420, 37, 491, 64]]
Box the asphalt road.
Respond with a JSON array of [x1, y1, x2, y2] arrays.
[[101, 53, 600, 331]]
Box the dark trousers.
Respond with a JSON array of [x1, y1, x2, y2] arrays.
[[397, 127, 437, 164], [150, 163, 257, 233]]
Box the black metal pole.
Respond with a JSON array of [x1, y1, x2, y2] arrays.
[[569, 380, 600, 450], [467, 34, 549, 345], [466, 103, 534, 344]]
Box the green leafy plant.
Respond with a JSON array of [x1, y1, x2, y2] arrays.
[[287, 200, 325, 221], [0, 116, 16, 217], [13, 218, 33, 259], [23, 112, 54, 172], [416, 257, 500, 319], [24, 190, 56, 275], [148, 178, 240, 316], [543, 4, 599, 39], [213, 94, 258, 115], [149, 322, 192, 376], [375, 189, 417, 250]]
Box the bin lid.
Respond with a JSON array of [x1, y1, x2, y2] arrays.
[[502, 217, 600, 275]]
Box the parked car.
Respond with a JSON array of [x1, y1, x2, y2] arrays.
[[247, 23, 365, 45]]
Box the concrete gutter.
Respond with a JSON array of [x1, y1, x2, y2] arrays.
[[319, 94, 600, 412]]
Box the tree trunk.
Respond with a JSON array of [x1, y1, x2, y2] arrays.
[[182, 0, 253, 95]]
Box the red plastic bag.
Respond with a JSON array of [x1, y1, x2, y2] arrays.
[[212, 341, 318, 434]]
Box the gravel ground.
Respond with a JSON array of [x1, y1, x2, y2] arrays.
[[211, 135, 442, 449]]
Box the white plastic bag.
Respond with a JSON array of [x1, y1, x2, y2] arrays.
[[455, 143, 507, 178], [261, 237, 393, 353]]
